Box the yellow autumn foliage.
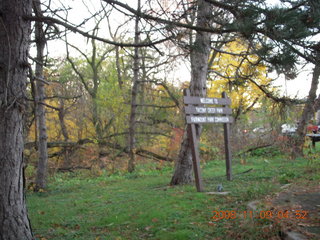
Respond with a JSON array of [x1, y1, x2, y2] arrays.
[[208, 39, 276, 112]]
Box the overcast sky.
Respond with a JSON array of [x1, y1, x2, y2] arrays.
[[37, 0, 315, 99]]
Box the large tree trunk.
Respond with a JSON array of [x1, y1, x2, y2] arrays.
[[292, 51, 320, 157], [0, 0, 34, 239], [170, 0, 212, 185], [128, 0, 141, 173], [33, 0, 49, 191]]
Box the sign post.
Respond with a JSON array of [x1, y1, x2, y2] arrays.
[[183, 89, 233, 192], [222, 92, 232, 181]]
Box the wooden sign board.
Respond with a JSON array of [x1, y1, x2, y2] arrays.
[[184, 106, 232, 115], [186, 116, 233, 124], [183, 89, 233, 192], [184, 96, 231, 105]]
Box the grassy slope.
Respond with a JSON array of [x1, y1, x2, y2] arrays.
[[27, 150, 320, 240]]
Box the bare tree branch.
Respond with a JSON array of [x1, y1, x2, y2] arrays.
[[25, 15, 174, 47], [102, 0, 236, 34]]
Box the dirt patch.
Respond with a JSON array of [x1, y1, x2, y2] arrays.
[[266, 184, 320, 239]]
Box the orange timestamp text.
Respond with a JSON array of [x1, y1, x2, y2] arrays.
[[211, 210, 308, 220]]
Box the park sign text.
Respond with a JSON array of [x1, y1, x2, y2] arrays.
[[183, 89, 233, 192], [187, 116, 232, 124], [184, 96, 233, 124]]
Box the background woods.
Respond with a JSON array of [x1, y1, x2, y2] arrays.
[[22, 0, 320, 184], [0, 0, 319, 239]]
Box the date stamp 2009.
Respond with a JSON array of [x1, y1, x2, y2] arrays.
[[211, 210, 308, 220]]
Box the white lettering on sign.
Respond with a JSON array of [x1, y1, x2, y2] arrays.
[[190, 116, 230, 123], [193, 107, 225, 114], [207, 108, 215, 113], [200, 98, 218, 104], [207, 117, 215, 122], [207, 108, 224, 113], [195, 107, 207, 113], [214, 116, 229, 122], [190, 116, 207, 123]]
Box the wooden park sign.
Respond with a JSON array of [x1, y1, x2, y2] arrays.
[[184, 89, 233, 192]]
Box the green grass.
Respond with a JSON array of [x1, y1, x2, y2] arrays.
[[27, 151, 320, 240]]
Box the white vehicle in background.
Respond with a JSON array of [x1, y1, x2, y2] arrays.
[[253, 127, 268, 133], [281, 124, 297, 135]]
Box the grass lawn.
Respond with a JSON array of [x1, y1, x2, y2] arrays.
[[27, 148, 320, 240]]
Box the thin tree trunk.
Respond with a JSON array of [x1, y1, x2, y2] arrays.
[[115, 46, 123, 89], [170, 0, 212, 185], [66, 29, 110, 168], [292, 51, 320, 157], [90, 37, 106, 168], [128, 0, 141, 173], [34, 0, 49, 191], [58, 100, 71, 168], [92, 96, 106, 168], [58, 101, 69, 142], [0, 0, 34, 239]]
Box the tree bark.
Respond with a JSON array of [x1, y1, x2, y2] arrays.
[[58, 99, 71, 168], [0, 0, 34, 239], [58, 101, 69, 142], [115, 46, 123, 89], [170, 0, 212, 185], [292, 51, 320, 157], [33, 0, 49, 191], [128, 0, 141, 173]]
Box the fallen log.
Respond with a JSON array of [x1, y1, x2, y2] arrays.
[[26, 139, 173, 162], [136, 149, 173, 162], [235, 144, 273, 157], [57, 166, 92, 172]]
